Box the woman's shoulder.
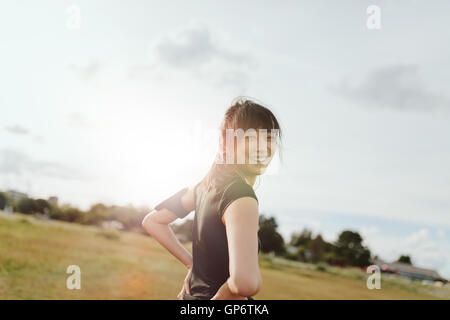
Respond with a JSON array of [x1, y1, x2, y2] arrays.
[[223, 175, 257, 199], [193, 172, 258, 216], [217, 174, 258, 218]]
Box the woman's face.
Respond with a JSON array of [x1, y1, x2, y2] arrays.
[[235, 128, 277, 176]]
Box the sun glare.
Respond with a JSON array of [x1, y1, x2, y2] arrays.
[[93, 109, 217, 206]]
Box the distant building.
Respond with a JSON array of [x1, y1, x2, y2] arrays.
[[6, 190, 28, 202], [372, 259, 447, 283]]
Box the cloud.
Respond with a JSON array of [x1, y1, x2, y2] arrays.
[[67, 60, 101, 81], [404, 228, 429, 247], [334, 64, 449, 111], [5, 125, 45, 143], [34, 135, 45, 143], [5, 124, 29, 135], [153, 23, 255, 69], [138, 23, 257, 90], [154, 24, 217, 68], [396, 229, 447, 277], [66, 112, 92, 129], [0, 148, 89, 180], [360, 226, 379, 239], [358, 225, 450, 278]]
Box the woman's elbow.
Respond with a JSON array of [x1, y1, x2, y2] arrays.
[[231, 273, 262, 297], [141, 212, 155, 233]]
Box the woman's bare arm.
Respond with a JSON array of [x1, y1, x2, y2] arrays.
[[141, 185, 196, 268], [212, 197, 262, 299]]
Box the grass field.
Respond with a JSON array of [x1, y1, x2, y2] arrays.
[[1, 211, 449, 300]]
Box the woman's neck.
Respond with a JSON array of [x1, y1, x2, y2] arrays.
[[235, 170, 257, 186]]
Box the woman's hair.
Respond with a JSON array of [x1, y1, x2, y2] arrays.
[[200, 96, 282, 191]]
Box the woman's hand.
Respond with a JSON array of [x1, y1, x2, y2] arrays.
[[177, 266, 193, 300], [210, 280, 248, 300]]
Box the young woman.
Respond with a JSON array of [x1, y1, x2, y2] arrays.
[[142, 97, 282, 300]]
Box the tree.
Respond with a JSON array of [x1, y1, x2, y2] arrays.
[[258, 214, 285, 255], [334, 230, 371, 267], [62, 206, 85, 223], [85, 203, 109, 225], [308, 234, 326, 263], [17, 198, 39, 214], [0, 192, 6, 210], [289, 228, 312, 247], [35, 199, 50, 214], [397, 255, 412, 265], [48, 204, 85, 223]]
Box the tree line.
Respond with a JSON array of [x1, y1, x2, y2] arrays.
[[171, 214, 372, 267], [173, 214, 413, 268], [0, 191, 149, 232], [0, 191, 412, 268]]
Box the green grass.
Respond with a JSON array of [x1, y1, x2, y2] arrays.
[[0, 211, 448, 300]]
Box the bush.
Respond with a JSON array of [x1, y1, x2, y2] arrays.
[[49, 205, 85, 223], [334, 230, 371, 267], [96, 230, 121, 241], [17, 198, 39, 214], [35, 199, 50, 214], [315, 262, 328, 272], [258, 215, 285, 255]]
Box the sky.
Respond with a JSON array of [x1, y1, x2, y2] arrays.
[[1, 1, 449, 278]]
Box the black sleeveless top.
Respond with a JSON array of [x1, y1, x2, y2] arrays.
[[182, 172, 259, 300]]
